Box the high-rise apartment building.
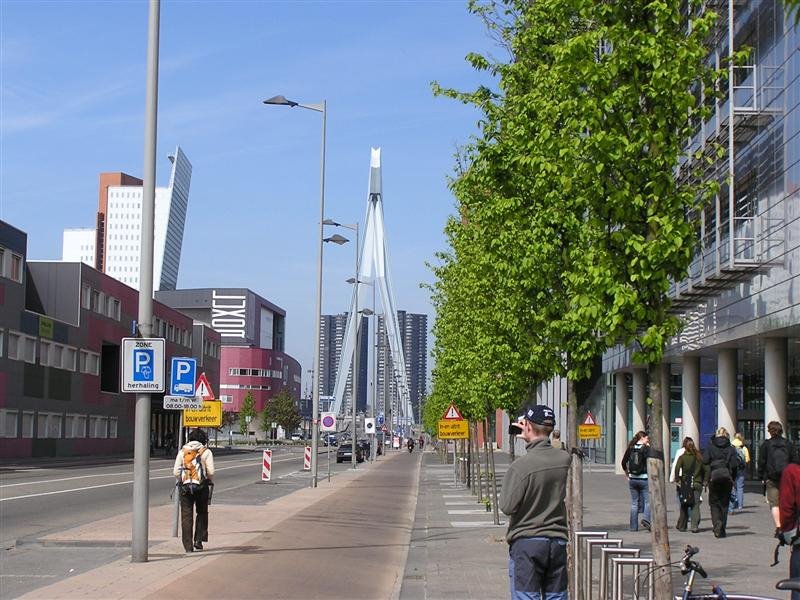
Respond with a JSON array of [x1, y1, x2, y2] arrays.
[[318, 314, 369, 414], [61, 228, 96, 266], [377, 311, 427, 423], [62, 146, 192, 291]]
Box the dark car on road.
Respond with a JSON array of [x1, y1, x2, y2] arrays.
[[336, 443, 364, 463], [323, 434, 338, 447]]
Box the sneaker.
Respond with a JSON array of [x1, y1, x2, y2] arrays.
[[193, 542, 203, 551], [641, 520, 651, 531]]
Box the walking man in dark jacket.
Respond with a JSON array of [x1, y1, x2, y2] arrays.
[[702, 427, 739, 538], [500, 405, 571, 599], [759, 421, 796, 532]]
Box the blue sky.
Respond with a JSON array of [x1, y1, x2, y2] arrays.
[[1, 0, 493, 387]]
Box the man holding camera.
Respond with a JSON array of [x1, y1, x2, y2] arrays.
[[500, 405, 571, 600]]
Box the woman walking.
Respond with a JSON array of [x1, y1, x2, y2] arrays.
[[703, 427, 739, 538], [674, 437, 707, 532], [729, 432, 750, 513], [621, 431, 651, 531]]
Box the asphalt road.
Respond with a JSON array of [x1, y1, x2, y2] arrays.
[[0, 445, 363, 598]]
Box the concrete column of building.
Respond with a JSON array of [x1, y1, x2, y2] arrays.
[[717, 348, 738, 434], [681, 355, 701, 444], [632, 368, 647, 434], [615, 371, 629, 475], [660, 363, 671, 467], [765, 337, 788, 431]]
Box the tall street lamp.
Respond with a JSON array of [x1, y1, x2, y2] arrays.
[[263, 94, 326, 488]]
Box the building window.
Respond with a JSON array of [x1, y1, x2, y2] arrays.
[[65, 414, 87, 438], [106, 296, 120, 320], [21, 411, 34, 438], [0, 409, 18, 437], [40, 340, 51, 365], [9, 252, 22, 283], [80, 350, 100, 375], [37, 412, 62, 439], [81, 284, 92, 309], [91, 290, 102, 312], [220, 395, 233, 404], [23, 335, 36, 364], [109, 417, 118, 439], [64, 346, 77, 371], [8, 331, 21, 360], [90, 415, 108, 438], [0, 329, 4, 358]]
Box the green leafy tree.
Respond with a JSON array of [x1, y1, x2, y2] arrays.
[[432, 1, 724, 595], [239, 392, 256, 437], [261, 390, 302, 439]]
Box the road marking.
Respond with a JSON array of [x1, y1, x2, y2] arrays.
[[450, 521, 505, 528], [448, 509, 489, 514], [444, 501, 480, 506], [0, 456, 300, 501]]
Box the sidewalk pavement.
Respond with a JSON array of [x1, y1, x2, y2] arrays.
[[11, 448, 790, 599], [400, 450, 788, 599], [17, 451, 420, 600]]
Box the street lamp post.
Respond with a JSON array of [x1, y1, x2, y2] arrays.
[[263, 95, 326, 488]]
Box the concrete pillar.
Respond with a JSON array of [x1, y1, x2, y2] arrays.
[[660, 363, 671, 466], [632, 368, 647, 434], [765, 337, 788, 431], [717, 348, 737, 434], [682, 355, 701, 444], [615, 371, 629, 475]]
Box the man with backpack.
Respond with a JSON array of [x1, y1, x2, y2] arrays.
[[760, 421, 796, 532], [703, 427, 740, 538], [621, 431, 651, 532], [173, 428, 215, 553]]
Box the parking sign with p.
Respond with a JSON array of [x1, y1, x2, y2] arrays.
[[170, 357, 197, 396], [122, 338, 165, 393]]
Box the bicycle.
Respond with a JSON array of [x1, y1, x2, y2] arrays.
[[677, 545, 785, 600]]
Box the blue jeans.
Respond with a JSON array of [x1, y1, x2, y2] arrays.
[[508, 537, 568, 599], [729, 471, 745, 511], [629, 478, 651, 530]]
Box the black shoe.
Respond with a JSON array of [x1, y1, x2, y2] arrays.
[[676, 527, 687, 532], [193, 542, 203, 551], [691, 529, 700, 533], [184, 547, 194, 553], [641, 520, 651, 531]]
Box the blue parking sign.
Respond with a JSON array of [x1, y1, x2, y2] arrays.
[[133, 349, 155, 382], [170, 357, 197, 397]]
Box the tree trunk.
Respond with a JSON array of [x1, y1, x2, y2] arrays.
[[474, 422, 484, 501], [647, 361, 673, 598], [483, 420, 492, 507], [566, 375, 583, 600]]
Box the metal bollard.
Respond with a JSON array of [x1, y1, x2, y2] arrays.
[[599, 548, 640, 599], [583, 538, 622, 599], [610, 556, 654, 600], [573, 531, 608, 600]]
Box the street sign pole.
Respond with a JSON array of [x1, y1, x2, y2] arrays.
[[132, 0, 160, 564]]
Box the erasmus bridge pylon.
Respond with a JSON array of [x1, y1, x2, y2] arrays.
[[330, 148, 412, 432]]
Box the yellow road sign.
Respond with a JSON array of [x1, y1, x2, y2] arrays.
[[183, 400, 222, 428], [438, 419, 469, 439], [578, 424, 601, 440]]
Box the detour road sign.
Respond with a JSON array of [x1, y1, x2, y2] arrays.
[[438, 419, 469, 439], [578, 424, 602, 440], [183, 400, 222, 428]]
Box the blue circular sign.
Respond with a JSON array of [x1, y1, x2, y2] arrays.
[[322, 415, 335, 428]]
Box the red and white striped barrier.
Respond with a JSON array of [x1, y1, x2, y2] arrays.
[[303, 446, 312, 470], [262, 449, 272, 481]]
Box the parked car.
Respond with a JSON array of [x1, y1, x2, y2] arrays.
[[336, 443, 364, 463], [323, 434, 338, 447], [290, 431, 306, 441]]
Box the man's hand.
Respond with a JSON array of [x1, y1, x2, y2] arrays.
[[777, 529, 794, 546]]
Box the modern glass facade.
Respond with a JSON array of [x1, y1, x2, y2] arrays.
[[602, 1, 800, 472]]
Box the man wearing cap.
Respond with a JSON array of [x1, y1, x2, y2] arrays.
[[500, 405, 571, 600]]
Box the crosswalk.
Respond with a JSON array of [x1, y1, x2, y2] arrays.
[[424, 463, 506, 529]]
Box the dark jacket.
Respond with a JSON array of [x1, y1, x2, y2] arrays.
[[621, 443, 650, 479], [758, 436, 794, 482], [499, 437, 571, 544], [702, 435, 738, 482], [675, 452, 707, 489]]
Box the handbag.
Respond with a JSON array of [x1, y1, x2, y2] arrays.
[[678, 477, 696, 508]]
